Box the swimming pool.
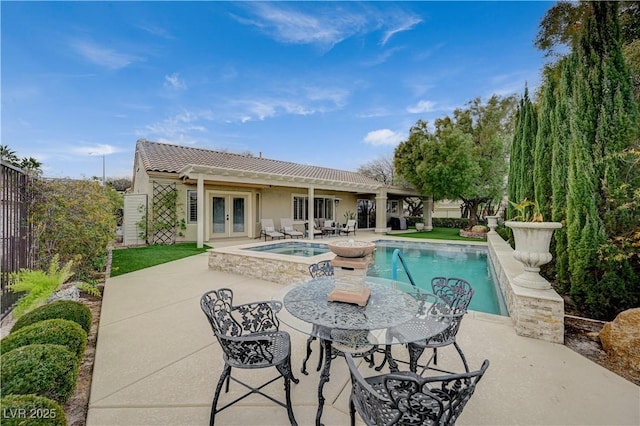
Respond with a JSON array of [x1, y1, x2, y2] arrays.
[[369, 240, 508, 316], [243, 241, 330, 257], [216, 239, 507, 316]]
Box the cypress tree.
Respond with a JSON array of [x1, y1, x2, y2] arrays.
[[534, 72, 555, 221], [507, 97, 524, 220], [568, 1, 639, 318], [517, 87, 537, 204], [551, 58, 574, 293]]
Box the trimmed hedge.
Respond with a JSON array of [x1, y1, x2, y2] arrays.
[[11, 300, 92, 334], [2, 319, 87, 360], [0, 394, 67, 426], [432, 218, 472, 229], [1, 344, 79, 404]]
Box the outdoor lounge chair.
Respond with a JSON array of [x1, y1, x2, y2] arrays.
[[345, 353, 489, 426], [322, 220, 338, 236], [304, 221, 323, 238], [339, 219, 357, 236], [260, 219, 285, 241], [280, 218, 303, 239], [200, 289, 299, 425]]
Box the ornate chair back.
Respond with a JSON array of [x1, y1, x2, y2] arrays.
[[309, 260, 334, 278], [346, 353, 489, 426]]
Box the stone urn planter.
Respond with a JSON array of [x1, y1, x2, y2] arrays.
[[327, 240, 375, 306], [415, 222, 425, 232], [486, 215, 500, 234], [505, 221, 562, 290]]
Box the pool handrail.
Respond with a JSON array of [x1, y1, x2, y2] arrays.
[[391, 248, 418, 287]]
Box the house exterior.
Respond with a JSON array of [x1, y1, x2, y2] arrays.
[[126, 139, 432, 247]]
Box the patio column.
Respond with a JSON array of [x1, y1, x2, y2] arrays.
[[308, 186, 315, 239], [197, 173, 204, 248], [375, 189, 388, 233], [425, 196, 433, 231]]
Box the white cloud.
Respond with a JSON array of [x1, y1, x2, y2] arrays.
[[407, 100, 436, 114], [381, 16, 422, 45], [164, 73, 187, 90], [71, 40, 140, 70], [140, 110, 214, 139], [363, 129, 405, 146], [234, 3, 421, 51], [72, 144, 119, 156]]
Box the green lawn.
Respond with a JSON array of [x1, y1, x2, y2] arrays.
[[397, 227, 486, 241], [110, 243, 209, 277]]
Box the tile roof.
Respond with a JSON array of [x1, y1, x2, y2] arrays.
[[136, 139, 381, 186]]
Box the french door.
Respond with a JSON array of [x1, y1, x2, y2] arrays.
[[210, 193, 248, 238]]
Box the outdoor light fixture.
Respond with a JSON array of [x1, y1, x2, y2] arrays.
[[89, 152, 106, 185]]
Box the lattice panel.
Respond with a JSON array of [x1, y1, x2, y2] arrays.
[[152, 182, 177, 245]]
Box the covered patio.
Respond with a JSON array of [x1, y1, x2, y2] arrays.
[[87, 236, 639, 425]]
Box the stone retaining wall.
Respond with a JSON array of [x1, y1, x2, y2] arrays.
[[208, 250, 311, 285], [487, 233, 564, 343]]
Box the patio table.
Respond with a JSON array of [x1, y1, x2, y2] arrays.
[[274, 276, 451, 426]]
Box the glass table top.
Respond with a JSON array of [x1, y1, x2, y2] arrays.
[[274, 276, 452, 346]]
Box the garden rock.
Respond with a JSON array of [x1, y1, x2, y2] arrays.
[[599, 308, 640, 375], [47, 285, 80, 303]]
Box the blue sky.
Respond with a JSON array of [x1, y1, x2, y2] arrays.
[[2, 1, 553, 179]]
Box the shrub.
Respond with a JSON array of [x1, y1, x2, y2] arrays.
[[432, 217, 472, 229], [0, 394, 67, 426], [8, 255, 74, 318], [27, 178, 120, 278], [1, 344, 78, 404], [11, 300, 92, 334], [2, 319, 87, 360]]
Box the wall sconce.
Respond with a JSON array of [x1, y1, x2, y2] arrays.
[[334, 198, 341, 206]]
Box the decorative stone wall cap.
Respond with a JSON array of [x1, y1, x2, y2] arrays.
[[505, 221, 562, 229]]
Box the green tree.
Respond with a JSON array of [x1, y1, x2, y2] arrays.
[[27, 179, 120, 278], [535, 1, 640, 103], [0, 145, 42, 175], [567, 1, 639, 318], [515, 87, 537, 206], [396, 96, 516, 227], [551, 57, 575, 292], [534, 76, 555, 221]]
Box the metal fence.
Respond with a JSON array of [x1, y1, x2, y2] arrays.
[[1, 161, 34, 318]]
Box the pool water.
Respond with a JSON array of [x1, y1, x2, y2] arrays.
[[369, 240, 508, 316], [244, 241, 330, 257]]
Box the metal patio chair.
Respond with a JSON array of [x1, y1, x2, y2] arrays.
[[346, 353, 489, 426], [378, 277, 474, 375], [200, 289, 298, 425], [300, 261, 377, 376], [301, 260, 334, 375]]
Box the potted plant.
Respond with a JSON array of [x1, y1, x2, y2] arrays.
[[504, 199, 562, 290]]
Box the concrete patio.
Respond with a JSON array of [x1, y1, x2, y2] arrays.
[[88, 238, 639, 425]]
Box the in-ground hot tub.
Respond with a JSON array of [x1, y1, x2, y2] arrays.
[[209, 240, 334, 285]]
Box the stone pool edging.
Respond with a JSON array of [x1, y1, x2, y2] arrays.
[[208, 241, 328, 285], [208, 235, 565, 344], [487, 233, 564, 344]]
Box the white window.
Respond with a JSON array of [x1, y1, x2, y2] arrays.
[[293, 195, 334, 220], [293, 196, 307, 221], [187, 190, 197, 223]]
